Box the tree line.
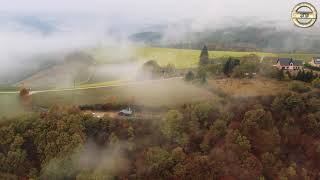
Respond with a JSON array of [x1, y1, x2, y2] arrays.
[[1, 89, 320, 179]]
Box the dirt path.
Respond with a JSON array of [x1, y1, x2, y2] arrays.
[[84, 110, 164, 119]]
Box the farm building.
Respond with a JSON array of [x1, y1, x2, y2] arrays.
[[276, 58, 303, 70], [310, 57, 320, 67]]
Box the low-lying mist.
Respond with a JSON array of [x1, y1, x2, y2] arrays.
[[41, 141, 130, 179], [1, 4, 320, 86], [0, 15, 137, 85]]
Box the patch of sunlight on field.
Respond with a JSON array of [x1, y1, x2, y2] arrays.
[[77, 80, 128, 88]]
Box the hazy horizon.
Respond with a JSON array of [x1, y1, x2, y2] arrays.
[[1, 0, 319, 23]]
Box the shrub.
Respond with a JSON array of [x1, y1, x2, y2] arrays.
[[232, 62, 259, 78], [260, 65, 279, 79], [289, 82, 311, 93], [312, 78, 320, 89], [197, 68, 207, 84], [304, 63, 320, 71], [184, 71, 195, 81], [206, 64, 223, 76]]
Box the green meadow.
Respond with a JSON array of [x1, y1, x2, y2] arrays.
[[90, 47, 320, 68]]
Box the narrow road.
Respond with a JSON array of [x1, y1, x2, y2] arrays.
[[0, 77, 183, 95]]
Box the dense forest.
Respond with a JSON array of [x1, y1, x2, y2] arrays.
[[130, 26, 320, 53], [1, 88, 320, 179]]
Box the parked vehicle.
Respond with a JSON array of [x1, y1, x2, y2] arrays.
[[118, 107, 133, 116]]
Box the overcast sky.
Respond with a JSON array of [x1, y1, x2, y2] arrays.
[[1, 0, 320, 24]]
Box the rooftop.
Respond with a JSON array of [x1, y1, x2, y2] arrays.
[[312, 57, 320, 64], [277, 58, 303, 66]]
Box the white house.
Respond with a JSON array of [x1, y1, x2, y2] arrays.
[[310, 57, 320, 67]]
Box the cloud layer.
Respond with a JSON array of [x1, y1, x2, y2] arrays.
[[2, 0, 320, 23]]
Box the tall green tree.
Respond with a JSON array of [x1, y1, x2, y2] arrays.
[[161, 110, 184, 143], [223, 57, 240, 76], [199, 46, 209, 66]]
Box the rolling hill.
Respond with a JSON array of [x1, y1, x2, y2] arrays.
[[20, 52, 96, 89]]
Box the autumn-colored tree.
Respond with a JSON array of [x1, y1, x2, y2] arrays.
[[0, 86, 320, 179], [173, 155, 218, 179], [305, 112, 320, 137], [145, 147, 174, 179], [33, 106, 85, 165], [161, 110, 184, 143], [193, 102, 214, 128], [201, 118, 228, 153], [261, 152, 282, 179]]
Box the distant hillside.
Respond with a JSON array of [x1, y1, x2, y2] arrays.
[[129, 32, 163, 44], [130, 26, 320, 53], [0, 15, 60, 34], [0, 55, 62, 85], [16, 16, 59, 34], [20, 52, 95, 89]]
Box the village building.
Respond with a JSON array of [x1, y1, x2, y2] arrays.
[[276, 58, 303, 70], [310, 57, 320, 67]]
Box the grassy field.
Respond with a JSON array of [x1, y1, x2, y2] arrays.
[[30, 76, 293, 108], [277, 53, 320, 61], [1, 47, 318, 117], [90, 47, 277, 68], [77, 80, 128, 88], [89, 47, 320, 68], [0, 94, 27, 117], [31, 78, 214, 108], [134, 48, 276, 68], [0, 77, 295, 117], [0, 86, 19, 91], [207, 77, 289, 97]]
